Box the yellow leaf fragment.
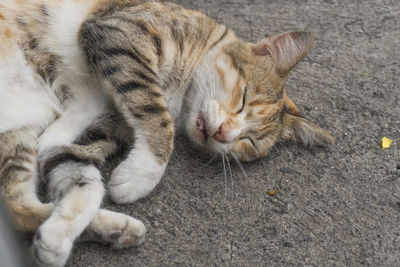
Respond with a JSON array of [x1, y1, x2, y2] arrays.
[[267, 190, 280, 196], [382, 137, 392, 150]]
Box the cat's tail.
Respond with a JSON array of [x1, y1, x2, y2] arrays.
[[0, 127, 53, 233]]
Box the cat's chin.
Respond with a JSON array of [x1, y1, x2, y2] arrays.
[[185, 137, 220, 159]]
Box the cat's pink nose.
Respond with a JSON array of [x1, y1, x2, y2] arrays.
[[213, 123, 231, 143]]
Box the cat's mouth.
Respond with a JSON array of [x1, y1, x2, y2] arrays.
[[196, 115, 209, 141]]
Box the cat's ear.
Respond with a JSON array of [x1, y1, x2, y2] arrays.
[[282, 112, 334, 147], [252, 31, 315, 76]]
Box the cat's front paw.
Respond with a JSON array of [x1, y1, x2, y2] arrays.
[[32, 224, 72, 267], [108, 154, 165, 204], [85, 209, 146, 248]]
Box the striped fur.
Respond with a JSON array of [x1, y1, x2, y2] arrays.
[[0, 128, 53, 232], [0, 0, 333, 266]]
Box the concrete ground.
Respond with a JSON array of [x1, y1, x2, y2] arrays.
[[64, 0, 400, 266]]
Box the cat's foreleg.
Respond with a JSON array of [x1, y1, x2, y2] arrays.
[[108, 123, 174, 204], [79, 19, 175, 204], [105, 92, 174, 204]]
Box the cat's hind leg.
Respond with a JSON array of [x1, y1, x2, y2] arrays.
[[0, 128, 53, 232], [33, 139, 146, 265], [0, 12, 59, 233], [32, 141, 113, 266]]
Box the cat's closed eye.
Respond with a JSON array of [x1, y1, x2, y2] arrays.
[[236, 86, 247, 114], [240, 136, 255, 146]]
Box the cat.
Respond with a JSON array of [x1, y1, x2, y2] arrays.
[[0, 0, 333, 266]]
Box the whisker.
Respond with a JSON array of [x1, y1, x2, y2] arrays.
[[195, 153, 218, 169], [183, 96, 195, 105], [270, 139, 280, 154], [225, 154, 234, 202], [221, 153, 227, 206], [231, 152, 247, 178]]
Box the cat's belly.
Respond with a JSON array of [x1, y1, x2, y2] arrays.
[[0, 22, 60, 133], [38, 75, 111, 154]]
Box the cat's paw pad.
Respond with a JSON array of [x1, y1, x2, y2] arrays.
[[32, 227, 72, 267], [87, 210, 146, 248]]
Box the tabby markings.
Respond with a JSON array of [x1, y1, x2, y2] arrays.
[[102, 65, 121, 77], [116, 81, 148, 93], [140, 104, 166, 114], [152, 35, 163, 59], [209, 27, 229, 50], [43, 152, 102, 178]]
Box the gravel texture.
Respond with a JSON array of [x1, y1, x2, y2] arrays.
[[61, 0, 400, 266]]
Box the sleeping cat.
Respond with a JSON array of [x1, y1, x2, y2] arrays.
[[0, 0, 333, 266]]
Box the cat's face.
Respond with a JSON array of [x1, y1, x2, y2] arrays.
[[185, 31, 333, 161]]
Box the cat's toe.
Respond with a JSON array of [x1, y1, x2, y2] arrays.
[[113, 217, 146, 248], [108, 180, 138, 204], [87, 209, 146, 248], [32, 227, 72, 267]]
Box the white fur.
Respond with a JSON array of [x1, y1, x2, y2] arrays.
[[38, 77, 109, 155], [37, 1, 109, 155], [34, 164, 104, 267], [0, 0, 97, 134], [202, 99, 226, 135], [108, 132, 166, 204], [165, 85, 186, 122], [42, 1, 95, 74], [216, 54, 239, 92], [0, 23, 60, 133], [88, 209, 146, 248]]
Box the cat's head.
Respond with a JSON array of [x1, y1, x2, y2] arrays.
[[185, 31, 333, 161]]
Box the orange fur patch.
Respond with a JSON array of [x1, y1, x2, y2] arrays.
[[229, 78, 242, 110], [282, 91, 299, 115], [215, 64, 226, 91], [4, 27, 12, 38]]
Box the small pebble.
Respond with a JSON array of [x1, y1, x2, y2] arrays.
[[378, 201, 387, 206], [267, 190, 280, 196], [279, 167, 293, 174], [283, 241, 293, 248]]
